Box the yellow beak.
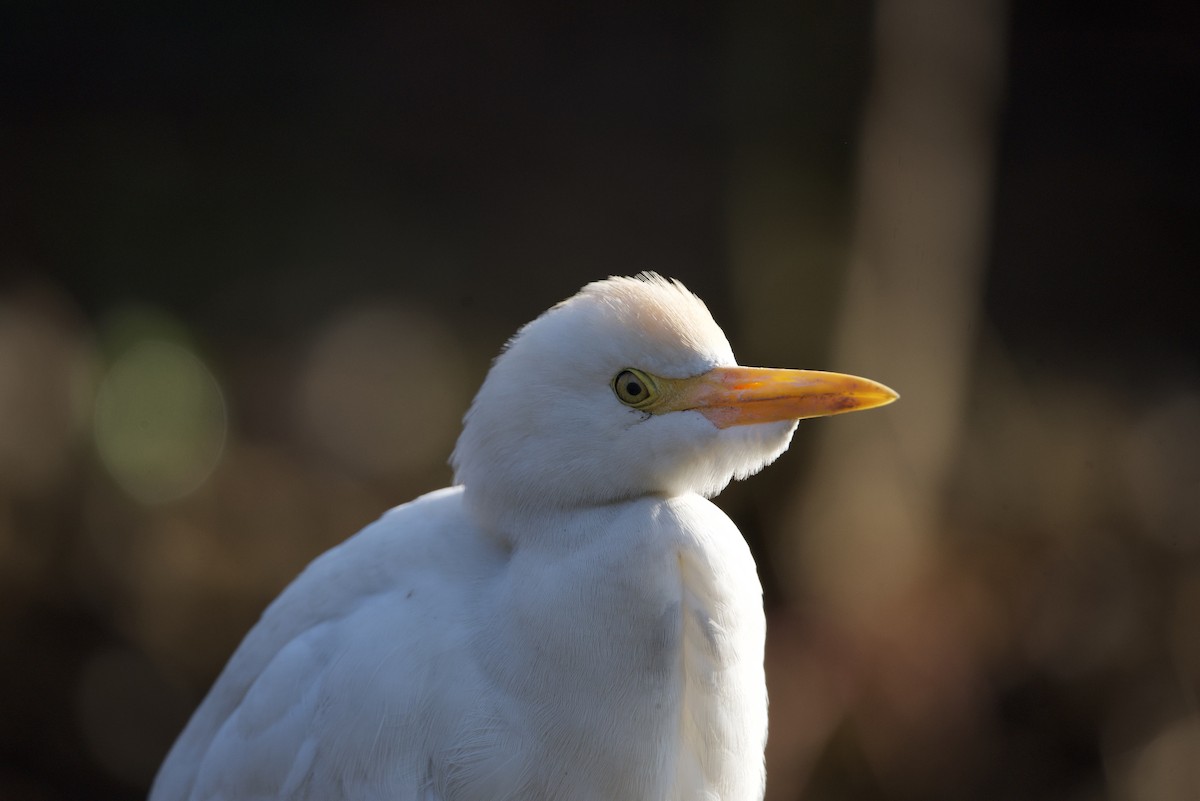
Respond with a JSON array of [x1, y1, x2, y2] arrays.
[[660, 366, 899, 429]]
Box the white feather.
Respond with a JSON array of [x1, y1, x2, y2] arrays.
[[151, 274, 784, 800]]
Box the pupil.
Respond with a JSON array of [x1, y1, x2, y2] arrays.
[[627, 381, 642, 395]]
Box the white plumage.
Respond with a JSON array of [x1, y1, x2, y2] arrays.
[[151, 274, 896, 801]]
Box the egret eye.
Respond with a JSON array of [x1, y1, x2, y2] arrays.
[[613, 368, 658, 409]]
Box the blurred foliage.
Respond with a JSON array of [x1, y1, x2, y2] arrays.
[[1, 2, 1197, 800]]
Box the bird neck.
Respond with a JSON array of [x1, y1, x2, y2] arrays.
[[460, 482, 665, 551]]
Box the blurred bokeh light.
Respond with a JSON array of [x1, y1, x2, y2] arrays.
[[94, 332, 226, 505], [1, 1, 1195, 799], [296, 304, 469, 482]]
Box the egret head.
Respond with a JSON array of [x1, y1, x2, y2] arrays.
[[451, 273, 896, 529]]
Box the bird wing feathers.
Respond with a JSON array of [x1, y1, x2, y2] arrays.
[[150, 487, 479, 801]]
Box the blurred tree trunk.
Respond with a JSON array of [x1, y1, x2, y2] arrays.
[[785, 0, 1007, 625]]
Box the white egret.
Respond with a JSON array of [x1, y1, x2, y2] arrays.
[[151, 273, 897, 801]]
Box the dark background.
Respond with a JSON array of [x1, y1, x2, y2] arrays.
[[2, 2, 1197, 799]]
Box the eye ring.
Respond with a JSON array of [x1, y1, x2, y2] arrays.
[[613, 368, 658, 409]]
